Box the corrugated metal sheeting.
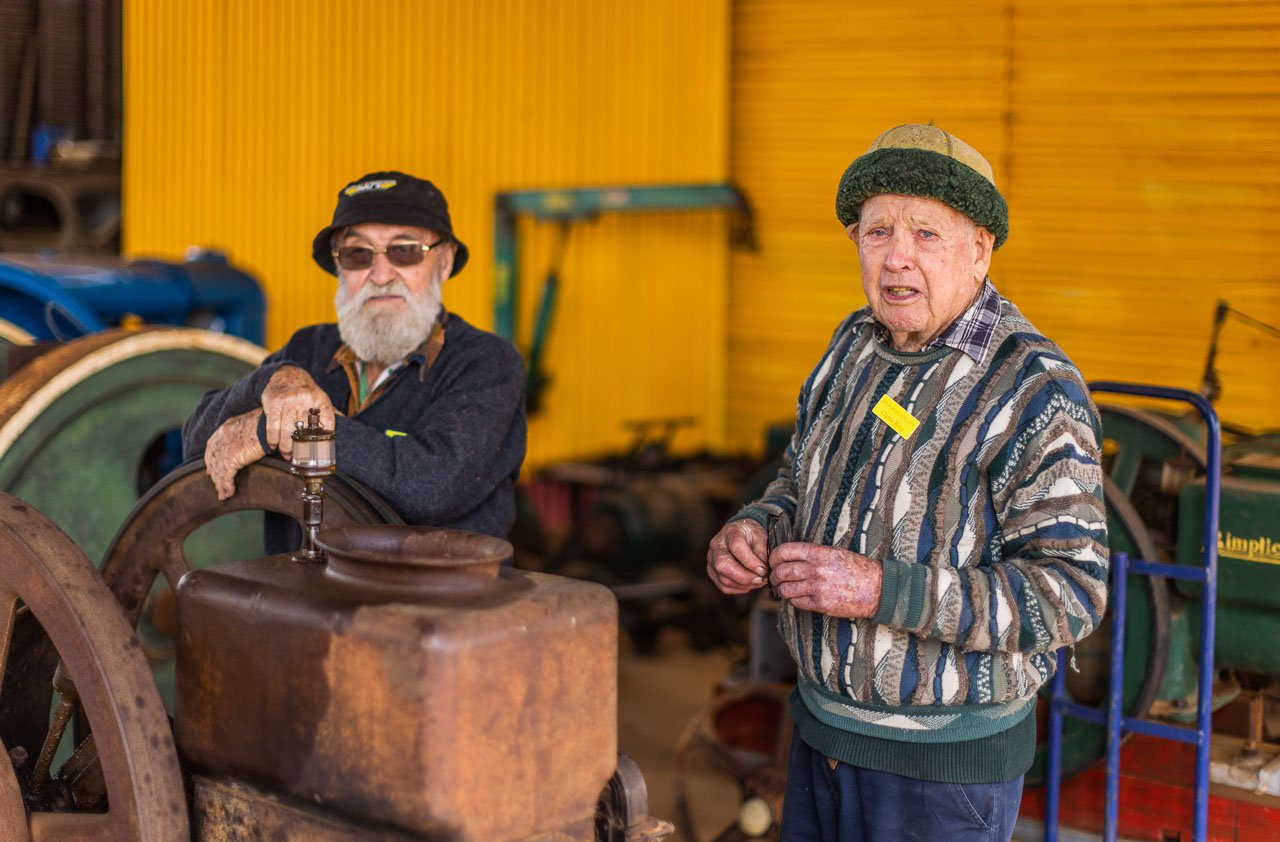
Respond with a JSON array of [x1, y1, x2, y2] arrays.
[[123, 0, 730, 467], [730, 0, 1280, 451], [1001, 1, 1280, 431], [125, 1, 1280, 463]]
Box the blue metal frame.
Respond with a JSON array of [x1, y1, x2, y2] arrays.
[[1044, 382, 1221, 842]]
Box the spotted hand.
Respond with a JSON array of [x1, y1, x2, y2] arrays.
[[204, 408, 267, 501], [706, 519, 770, 595], [769, 542, 883, 618], [260, 365, 337, 459]]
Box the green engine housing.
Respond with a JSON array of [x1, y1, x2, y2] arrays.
[[1176, 452, 1280, 678]]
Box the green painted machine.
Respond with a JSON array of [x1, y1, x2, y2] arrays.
[[1163, 441, 1280, 710], [1091, 303, 1280, 751]]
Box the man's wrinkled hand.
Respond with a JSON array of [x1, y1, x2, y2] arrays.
[[769, 542, 883, 619], [260, 365, 336, 459], [706, 520, 770, 595], [205, 409, 267, 501]]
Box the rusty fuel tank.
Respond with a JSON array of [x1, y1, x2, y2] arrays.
[[174, 525, 618, 841]]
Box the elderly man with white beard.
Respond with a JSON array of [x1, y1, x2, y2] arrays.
[[183, 172, 527, 549]]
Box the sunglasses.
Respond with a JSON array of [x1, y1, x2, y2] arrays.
[[332, 240, 445, 271]]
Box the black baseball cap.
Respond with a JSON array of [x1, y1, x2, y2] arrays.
[[311, 171, 470, 277]]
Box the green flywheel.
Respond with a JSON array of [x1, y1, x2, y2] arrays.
[[0, 327, 267, 564]]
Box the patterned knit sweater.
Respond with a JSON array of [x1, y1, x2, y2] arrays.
[[734, 291, 1108, 783]]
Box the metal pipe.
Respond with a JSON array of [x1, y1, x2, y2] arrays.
[[1195, 390, 1222, 842], [1088, 381, 1221, 842], [1243, 693, 1264, 756], [1104, 551, 1130, 842], [295, 477, 327, 563], [1045, 648, 1068, 842]]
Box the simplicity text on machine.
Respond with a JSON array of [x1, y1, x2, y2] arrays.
[[1218, 531, 1280, 565]]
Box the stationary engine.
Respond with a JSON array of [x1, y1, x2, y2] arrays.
[[0, 438, 671, 839]]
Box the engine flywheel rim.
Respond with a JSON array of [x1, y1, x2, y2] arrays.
[[0, 492, 188, 840]]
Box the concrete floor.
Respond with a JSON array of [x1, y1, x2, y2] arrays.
[[615, 630, 1062, 842], [617, 629, 754, 841]]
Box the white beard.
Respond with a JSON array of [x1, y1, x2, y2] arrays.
[[335, 277, 442, 365]]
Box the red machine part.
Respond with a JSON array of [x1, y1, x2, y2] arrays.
[[1023, 733, 1280, 841], [674, 681, 792, 842]]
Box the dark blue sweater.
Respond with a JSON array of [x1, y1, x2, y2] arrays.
[[183, 312, 527, 539]]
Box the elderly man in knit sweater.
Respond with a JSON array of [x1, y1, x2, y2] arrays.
[[184, 172, 526, 547], [707, 125, 1108, 841]]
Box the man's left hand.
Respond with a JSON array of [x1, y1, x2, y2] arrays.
[[769, 542, 883, 619]]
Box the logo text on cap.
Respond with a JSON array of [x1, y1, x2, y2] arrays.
[[343, 179, 398, 197]]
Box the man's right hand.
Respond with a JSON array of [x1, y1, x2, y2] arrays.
[[706, 519, 770, 595], [260, 365, 337, 459], [205, 409, 267, 500]]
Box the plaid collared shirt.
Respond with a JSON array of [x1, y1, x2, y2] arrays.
[[854, 278, 1002, 364]]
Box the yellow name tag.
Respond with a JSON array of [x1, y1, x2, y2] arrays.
[[385, 429, 407, 438], [872, 394, 920, 440]]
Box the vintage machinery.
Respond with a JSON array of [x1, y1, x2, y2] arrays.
[[100, 455, 404, 714], [517, 418, 776, 653], [1, 0, 123, 255], [0, 492, 188, 840], [1024, 401, 1280, 839], [0, 408, 673, 840], [491, 184, 755, 413], [0, 326, 267, 565], [0, 167, 122, 254], [0, 252, 265, 344], [178, 523, 622, 840], [670, 387, 1280, 842], [0, 253, 267, 564], [288, 407, 339, 562], [672, 596, 793, 842]]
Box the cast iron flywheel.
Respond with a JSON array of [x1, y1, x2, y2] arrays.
[[0, 327, 266, 564], [1098, 404, 1207, 501], [1026, 474, 1170, 784], [0, 492, 187, 840], [1097, 403, 1207, 552], [98, 456, 402, 711]]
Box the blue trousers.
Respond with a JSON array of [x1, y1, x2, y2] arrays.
[[780, 732, 1024, 842]]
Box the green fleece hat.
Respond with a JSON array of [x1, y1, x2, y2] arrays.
[[836, 124, 1008, 249]]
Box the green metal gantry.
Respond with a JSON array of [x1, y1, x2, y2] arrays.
[[492, 183, 753, 343]]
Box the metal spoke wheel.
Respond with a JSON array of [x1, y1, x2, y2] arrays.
[[1028, 475, 1170, 784], [99, 456, 401, 710], [674, 681, 793, 842], [1098, 404, 1207, 547], [0, 492, 187, 840], [1031, 401, 1205, 783], [1099, 404, 1206, 498]]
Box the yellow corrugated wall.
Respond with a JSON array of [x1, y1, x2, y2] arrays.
[[1001, 1, 1280, 431], [730, 0, 1280, 452], [123, 0, 730, 467]]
